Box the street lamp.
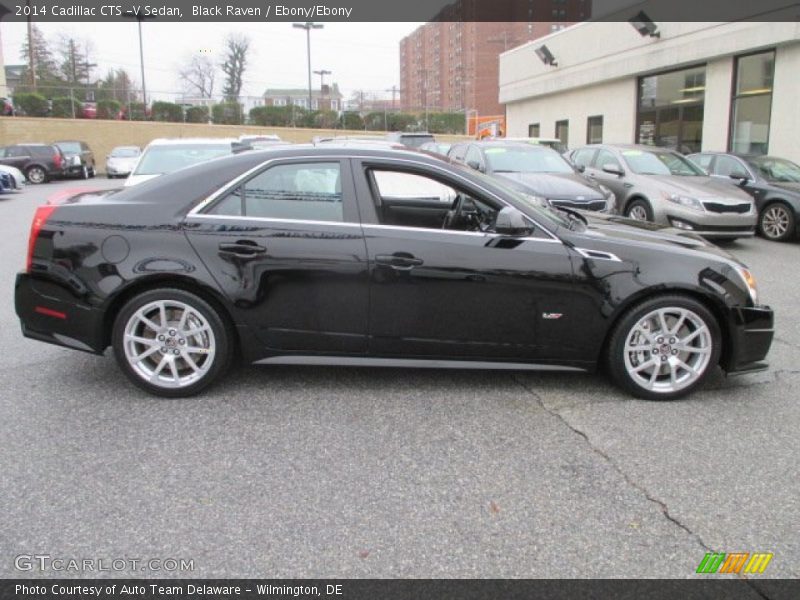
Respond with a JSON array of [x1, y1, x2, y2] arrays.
[[293, 22, 323, 112], [123, 10, 156, 115], [314, 69, 332, 112]]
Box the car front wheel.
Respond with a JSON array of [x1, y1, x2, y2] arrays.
[[112, 288, 232, 397], [625, 199, 653, 222], [607, 295, 721, 400], [759, 202, 795, 242]]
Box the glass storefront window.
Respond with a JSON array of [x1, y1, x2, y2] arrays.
[[730, 51, 774, 155], [636, 64, 705, 153]]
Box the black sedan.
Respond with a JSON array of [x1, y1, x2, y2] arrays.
[[688, 152, 800, 242], [448, 141, 616, 212], [16, 146, 774, 400]]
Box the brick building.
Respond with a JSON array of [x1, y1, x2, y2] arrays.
[[399, 1, 588, 116]]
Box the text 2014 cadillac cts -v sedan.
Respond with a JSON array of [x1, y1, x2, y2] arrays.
[[15, 147, 774, 400]]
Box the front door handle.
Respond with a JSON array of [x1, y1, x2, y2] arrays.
[[219, 240, 267, 256], [375, 253, 424, 270]]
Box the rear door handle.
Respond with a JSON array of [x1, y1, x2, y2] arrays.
[[218, 240, 267, 256], [375, 253, 424, 270]]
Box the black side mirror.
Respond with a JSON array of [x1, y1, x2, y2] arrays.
[[493, 207, 533, 236], [466, 159, 485, 173], [575, 164, 586, 173], [602, 163, 624, 176], [729, 172, 749, 184]]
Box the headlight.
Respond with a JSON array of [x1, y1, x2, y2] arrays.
[[734, 265, 759, 305], [662, 192, 704, 211], [70, 156, 81, 166]]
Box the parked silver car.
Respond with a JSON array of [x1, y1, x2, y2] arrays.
[[105, 146, 141, 179], [570, 144, 756, 240]]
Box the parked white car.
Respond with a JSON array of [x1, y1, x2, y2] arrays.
[[124, 138, 239, 187], [0, 164, 26, 189]]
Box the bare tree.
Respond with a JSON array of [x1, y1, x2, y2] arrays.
[[220, 34, 250, 102], [178, 54, 216, 99]]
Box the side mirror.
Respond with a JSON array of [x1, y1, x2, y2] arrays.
[[729, 172, 749, 183], [466, 159, 485, 173], [493, 207, 533, 236], [575, 164, 586, 173], [602, 163, 624, 176]]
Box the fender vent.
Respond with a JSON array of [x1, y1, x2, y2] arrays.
[[575, 247, 622, 262]]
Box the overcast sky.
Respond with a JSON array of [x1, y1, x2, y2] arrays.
[[1, 21, 421, 101]]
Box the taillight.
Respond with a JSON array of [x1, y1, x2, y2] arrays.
[[53, 152, 63, 169], [27, 205, 57, 272]]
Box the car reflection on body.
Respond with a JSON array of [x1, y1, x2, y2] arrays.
[[16, 146, 773, 400]]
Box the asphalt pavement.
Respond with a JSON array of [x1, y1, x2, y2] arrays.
[[1, 178, 798, 581]]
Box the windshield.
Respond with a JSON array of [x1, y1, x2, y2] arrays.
[[133, 143, 232, 176], [111, 147, 140, 158], [747, 157, 800, 183], [463, 164, 571, 230], [56, 142, 82, 154], [622, 149, 705, 176], [485, 146, 574, 174]]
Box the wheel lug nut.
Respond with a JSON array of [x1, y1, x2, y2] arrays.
[[657, 337, 664, 343], [169, 329, 176, 336], [173, 349, 180, 355], [670, 337, 676, 344], [160, 347, 167, 353], [179, 339, 186, 345], [661, 355, 667, 362], [158, 335, 165, 341], [672, 349, 678, 355]]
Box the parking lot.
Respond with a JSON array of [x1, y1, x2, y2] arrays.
[[1, 178, 798, 580]]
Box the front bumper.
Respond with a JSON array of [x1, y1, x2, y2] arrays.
[[723, 305, 774, 373], [15, 272, 106, 354], [658, 203, 757, 238]]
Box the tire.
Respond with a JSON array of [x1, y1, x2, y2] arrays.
[[625, 198, 653, 222], [111, 288, 233, 398], [89, 164, 96, 178], [25, 165, 46, 184], [81, 165, 89, 179], [607, 295, 721, 401], [758, 202, 795, 242]]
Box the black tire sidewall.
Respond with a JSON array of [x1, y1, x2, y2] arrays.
[[111, 288, 232, 398], [759, 202, 795, 242], [26, 166, 46, 184], [626, 199, 653, 221], [607, 295, 721, 401]]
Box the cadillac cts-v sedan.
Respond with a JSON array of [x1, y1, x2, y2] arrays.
[[16, 147, 774, 399]]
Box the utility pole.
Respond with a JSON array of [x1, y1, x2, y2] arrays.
[[384, 85, 403, 111], [293, 22, 323, 112], [26, 4, 37, 89]]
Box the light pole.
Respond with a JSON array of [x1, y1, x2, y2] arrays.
[[313, 69, 331, 110], [293, 22, 323, 112], [123, 11, 155, 117]]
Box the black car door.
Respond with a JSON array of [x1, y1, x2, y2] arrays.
[[184, 157, 370, 354], [352, 157, 577, 362]]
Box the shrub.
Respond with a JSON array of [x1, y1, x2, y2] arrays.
[[12, 92, 49, 117], [97, 99, 121, 120], [50, 96, 79, 118], [212, 102, 243, 125], [185, 105, 210, 123], [151, 101, 184, 122]]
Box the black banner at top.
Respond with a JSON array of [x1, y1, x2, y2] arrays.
[[0, 0, 799, 22]]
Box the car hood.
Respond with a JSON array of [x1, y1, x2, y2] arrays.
[[108, 157, 139, 167], [570, 210, 742, 264], [495, 172, 605, 200], [643, 175, 751, 200]]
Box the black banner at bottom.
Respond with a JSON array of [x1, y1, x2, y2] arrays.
[[2, 579, 800, 600]]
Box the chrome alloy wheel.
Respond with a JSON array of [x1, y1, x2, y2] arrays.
[[122, 300, 216, 389], [761, 205, 791, 239], [628, 205, 648, 221], [623, 307, 713, 394]]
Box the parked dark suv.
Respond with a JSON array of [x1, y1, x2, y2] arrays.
[[0, 144, 65, 184], [54, 140, 96, 179]]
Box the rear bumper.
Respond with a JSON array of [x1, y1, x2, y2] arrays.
[[15, 272, 106, 354], [723, 305, 774, 373]]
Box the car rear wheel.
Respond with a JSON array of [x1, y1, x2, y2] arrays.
[[26, 165, 46, 184], [625, 199, 653, 222], [759, 202, 795, 242], [81, 165, 89, 179], [607, 295, 721, 400], [112, 289, 232, 397]]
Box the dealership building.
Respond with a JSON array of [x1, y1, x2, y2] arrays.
[[499, 21, 800, 162]]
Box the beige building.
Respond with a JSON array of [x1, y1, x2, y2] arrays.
[[499, 21, 800, 162]]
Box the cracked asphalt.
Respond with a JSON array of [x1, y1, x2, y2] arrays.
[[1, 179, 798, 580]]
